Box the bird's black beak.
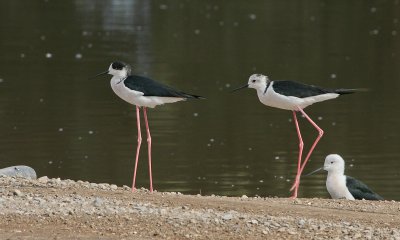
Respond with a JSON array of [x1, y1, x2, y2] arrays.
[[231, 84, 249, 93], [90, 70, 109, 79], [305, 167, 323, 176]]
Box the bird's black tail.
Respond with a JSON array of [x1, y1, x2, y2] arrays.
[[334, 88, 367, 95], [182, 93, 206, 99]]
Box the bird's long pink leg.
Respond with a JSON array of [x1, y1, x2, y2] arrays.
[[297, 107, 324, 174], [143, 107, 153, 193], [290, 110, 304, 199], [290, 107, 324, 193], [132, 106, 142, 192]]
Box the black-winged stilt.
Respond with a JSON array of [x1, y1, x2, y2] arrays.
[[307, 154, 383, 200], [93, 61, 203, 192], [232, 74, 357, 198]]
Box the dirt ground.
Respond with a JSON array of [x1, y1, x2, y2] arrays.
[[0, 176, 399, 239]]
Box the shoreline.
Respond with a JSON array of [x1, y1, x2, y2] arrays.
[[0, 176, 399, 239]]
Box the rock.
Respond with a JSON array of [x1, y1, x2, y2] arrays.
[[110, 184, 118, 190], [294, 199, 302, 204], [298, 219, 306, 226], [251, 219, 258, 225], [37, 176, 49, 184], [190, 219, 197, 224], [278, 227, 287, 232], [221, 213, 233, 221], [93, 197, 103, 207], [0, 166, 37, 179], [13, 189, 23, 197]]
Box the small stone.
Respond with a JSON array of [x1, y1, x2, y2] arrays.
[[93, 197, 103, 207], [249, 219, 258, 225], [190, 219, 197, 224], [37, 176, 49, 184], [294, 199, 302, 204], [110, 184, 118, 190], [222, 214, 233, 221], [241, 195, 248, 199], [13, 189, 23, 197]]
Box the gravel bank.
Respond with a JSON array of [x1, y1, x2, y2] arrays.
[[0, 176, 399, 239]]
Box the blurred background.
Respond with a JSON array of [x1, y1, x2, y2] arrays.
[[0, 0, 399, 199]]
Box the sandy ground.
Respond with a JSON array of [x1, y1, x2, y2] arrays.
[[0, 176, 400, 240]]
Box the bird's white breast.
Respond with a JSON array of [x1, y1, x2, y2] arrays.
[[110, 76, 184, 108], [326, 174, 355, 200], [257, 82, 339, 111]]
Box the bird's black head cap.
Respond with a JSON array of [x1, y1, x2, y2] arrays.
[[110, 61, 132, 76], [111, 61, 127, 70]]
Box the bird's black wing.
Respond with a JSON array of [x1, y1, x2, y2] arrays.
[[123, 75, 203, 99], [272, 80, 355, 98], [346, 176, 383, 200]]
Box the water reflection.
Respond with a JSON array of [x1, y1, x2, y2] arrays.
[[0, 0, 399, 200]]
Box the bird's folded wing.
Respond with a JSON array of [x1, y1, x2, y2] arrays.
[[272, 80, 331, 98], [346, 176, 383, 200], [124, 75, 192, 98]]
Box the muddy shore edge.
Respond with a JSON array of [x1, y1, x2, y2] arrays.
[[0, 176, 399, 239]]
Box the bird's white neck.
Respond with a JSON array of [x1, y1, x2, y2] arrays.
[[327, 165, 345, 177], [110, 75, 126, 86], [255, 82, 268, 96], [327, 170, 344, 179]]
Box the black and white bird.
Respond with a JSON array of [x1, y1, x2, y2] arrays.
[[307, 154, 383, 200], [232, 74, 357, 198], [93, 61, 203, 192]]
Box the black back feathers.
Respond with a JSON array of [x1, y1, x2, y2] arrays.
[[124, 75, 203, 99], [272, 80, 356, 98]]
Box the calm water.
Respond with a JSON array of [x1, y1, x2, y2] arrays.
[[0, 0, 399, 199]]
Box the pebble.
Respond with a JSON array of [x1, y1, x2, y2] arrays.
[[249, 219, 258, 225], [298, 219, 306, 226], [93, 197, 103, 207], [13, 189, 23, 197], [222, 213, 233, 221], [37, 176, 49, 184]]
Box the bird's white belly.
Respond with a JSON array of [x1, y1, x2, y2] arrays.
[[326, 175, 355, 200], [257, 88, 339, 111], [110, 78, 184, 108]]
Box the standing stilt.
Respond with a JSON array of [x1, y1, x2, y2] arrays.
[[231, 73, 356, 198], [94, 61, 203, 194]]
